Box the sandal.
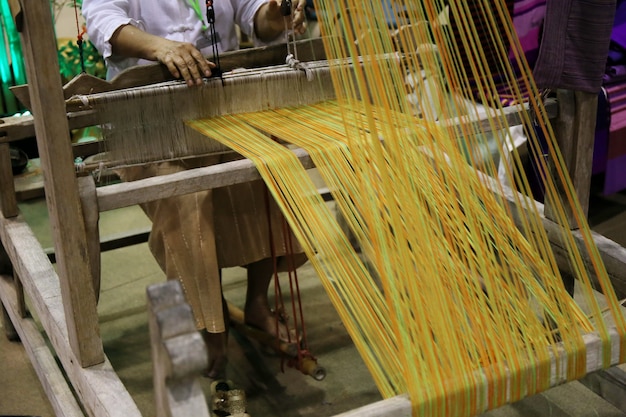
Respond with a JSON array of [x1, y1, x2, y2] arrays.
[[210, 380, 250, 417]]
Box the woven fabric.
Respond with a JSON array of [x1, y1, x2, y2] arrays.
[[533, 0, 616, 93]]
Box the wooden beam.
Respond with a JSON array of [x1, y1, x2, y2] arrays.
[[96, 147, 315, 211], [78, 175, 101, 299], [442, 98, 558, 140], [147, 281, 211, 417], [544, 90, 597, 228], [18, 0, 102, 366], [0, 143, 18, 217], [331, 394, 411, 417], [0, 275, 85, 417], [335, 326, 623, 416], [479, 168, 626, 299], [0, 62, 558, 146], [10, 37, 329, 112], [0, 213, 141, 417], [0, 110, 99, 143]]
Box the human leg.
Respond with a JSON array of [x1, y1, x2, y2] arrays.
[[243, 257, 276, 336], [117, 159, 229, 377], [201, 295, 230, 379], [243, 253, 308, 341]]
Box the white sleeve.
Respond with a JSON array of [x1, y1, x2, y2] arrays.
[[82, 0, 137, 60]]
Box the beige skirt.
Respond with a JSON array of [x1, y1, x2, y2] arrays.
[[118, 153, 304, 331]]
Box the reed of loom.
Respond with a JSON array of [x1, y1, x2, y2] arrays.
[[70, 59, 339, 168], [1, 0, 626, 417]]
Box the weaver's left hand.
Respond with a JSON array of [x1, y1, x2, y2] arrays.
[[265, 0, 308, 35], [284, 0, 308, 34]]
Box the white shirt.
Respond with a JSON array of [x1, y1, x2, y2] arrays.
[[82, 0, 272, 79]]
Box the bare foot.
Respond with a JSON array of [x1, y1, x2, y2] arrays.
[[244, 305, 298, 344], [244, 257, 303, 344], [201, 330, 228, 379]]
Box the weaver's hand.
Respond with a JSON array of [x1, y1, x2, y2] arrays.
[[153, 38, 215, 86], [277, 0, 307, 34], [111, 24, 215, 87]]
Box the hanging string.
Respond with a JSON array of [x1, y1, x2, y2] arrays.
[[185, 0, 221, 79], [73, 0, 86, 73], [281, 0, 315, 81], [281, 0, 294, 56], [205, 0, 222, 80]]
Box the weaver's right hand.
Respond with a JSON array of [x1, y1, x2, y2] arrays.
[[111, 24, 216, 87], [153, 38, 216, 87]]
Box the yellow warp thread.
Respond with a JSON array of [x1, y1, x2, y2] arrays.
[[186, 102, 614, 415], [183, 1, 626, 416]]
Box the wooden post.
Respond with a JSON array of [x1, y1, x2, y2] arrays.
[[16, 0, 103, 366], [0, 143, 18, 218], [78, 175, 102, 301], [544, 89, 598, 229], [1, 298, 18, 341], [147, 280, 211, 417], [0, 274, 85, 417], [0, 122, 24, 341]]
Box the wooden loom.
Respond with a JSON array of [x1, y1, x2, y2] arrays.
[[1, 0, 626, 416]]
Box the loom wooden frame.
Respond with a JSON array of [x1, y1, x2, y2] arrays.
[[0, 0, 622, 416]]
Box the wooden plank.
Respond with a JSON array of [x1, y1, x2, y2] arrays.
[[480, 168, 626, 299], [580, 364, 626, 411], [0, 138, 27, 334], [335, 327, 623, 416], [1, 298, 18, 341], [147, 281, 210, 417], [550, 228, 626, 300], [540, 381, 626, 417], [10, 37, 329, 111], [0, 110, 99, 143], [0, 275, 85, 417], [544, 90, 597, 229], [0, 213, 141, 417], [484, 380, 626, 417], [18, 0, 102, 366], [331, 394, 411, 417], [77, 175, 101, 299], [96, 147, 314, 211], [442, 98, 558, 139], [0, 98, 558, 147], [0, 143, 18, 217]]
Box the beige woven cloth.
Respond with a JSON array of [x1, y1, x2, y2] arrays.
[[118, 153, 305, 332]]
